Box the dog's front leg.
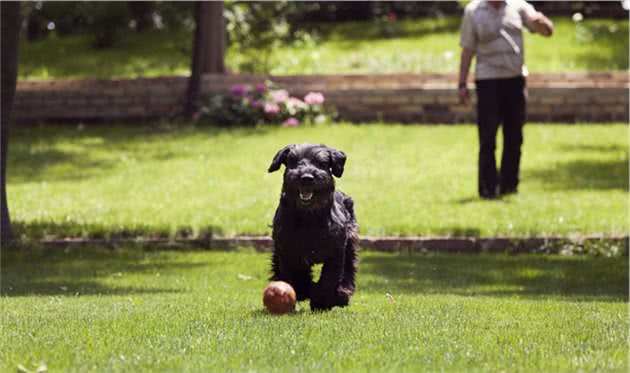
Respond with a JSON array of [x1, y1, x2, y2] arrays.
[[311, 249, 347, 311], [287, 266, 314, 301], [271, 252, 314, 301]]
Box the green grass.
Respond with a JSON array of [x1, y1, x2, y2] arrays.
[[1, 246, 627, 372], [7, 123, 628, 239], [19, 28, 192, 79], [18, 16, 628, 79]]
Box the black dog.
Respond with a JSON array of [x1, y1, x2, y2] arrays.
[[268, 143, 359, 311]]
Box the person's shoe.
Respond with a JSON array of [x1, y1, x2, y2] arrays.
[[479, 187, 498, 200], [500, 186, 518, 196]]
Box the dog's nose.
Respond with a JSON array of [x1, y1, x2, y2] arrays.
[[300, 174, 314, 185]]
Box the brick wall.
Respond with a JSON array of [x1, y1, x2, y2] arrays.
[[13, 72, 629, 124]]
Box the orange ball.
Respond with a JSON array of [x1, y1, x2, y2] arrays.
[[263, 281, 297, 315]]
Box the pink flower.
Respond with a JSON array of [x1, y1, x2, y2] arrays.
[[252, 99, 264, 108], [388, 12, 397, 21], [270, 89, 289, 104], [255, 83, 268, 93], [287, 97, 306, 108], [282, 117, 299, 127], [285, 97, 306, 115], [229, 85, 249, 97], [264, 102, 280, 114], [304, 92, 325, 106]]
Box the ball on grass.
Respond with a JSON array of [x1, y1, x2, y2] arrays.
[[263, 281, 296, 315]]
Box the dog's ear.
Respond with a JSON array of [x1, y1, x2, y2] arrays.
[[268, 145, 293, 173], [329, 149, 347, 178]]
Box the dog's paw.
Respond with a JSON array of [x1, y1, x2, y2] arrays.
[[335, 287, 351, 307], [310, 286, 333, 311], [310, 297, 334, 312], [310, 287, 351, 311]]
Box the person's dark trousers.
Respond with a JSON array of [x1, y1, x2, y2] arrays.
[[475, 76, 526, 198]]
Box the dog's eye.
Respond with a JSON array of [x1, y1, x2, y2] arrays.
[[286, 157, 298, 168], [315, 159, 328, 169]]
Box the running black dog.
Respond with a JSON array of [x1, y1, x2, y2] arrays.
[[268, 143, 359, 311]]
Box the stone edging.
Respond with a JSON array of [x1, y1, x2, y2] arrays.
[[14, 73, 629, 124], [33, 235, 629, 255]]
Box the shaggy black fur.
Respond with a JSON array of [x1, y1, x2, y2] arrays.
[[268, 143, 359, 311]]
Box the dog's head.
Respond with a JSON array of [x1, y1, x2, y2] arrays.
[[268, 143, 346, 209]]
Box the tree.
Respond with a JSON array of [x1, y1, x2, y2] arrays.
[[202, 1, 225, 74], [1, 1, 20, 244], [185, 1, 225, 120]]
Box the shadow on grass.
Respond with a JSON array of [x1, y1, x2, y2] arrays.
[[573, 23, 629, 70], [18, 29, 193, 79], [8, 124, 270, 184], [9, 147, 116, 184], [248, 308, 314, 318], [359, 254, 628, 302], [0, 246, 205, 297], [453, 196, 517, 206], [558, 143, 628, 153], [433, 226, 481, 237], [2, 281, 180, 297], [525, 158, 629, 190], [525, 137, 628, 190]]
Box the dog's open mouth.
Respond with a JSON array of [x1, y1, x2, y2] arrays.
[[299, 189, 314, 202]]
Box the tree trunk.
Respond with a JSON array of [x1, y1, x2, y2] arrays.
[[1, 1, 20, 244], [201, 1, 225, 74], [185, 1, 212, 120]]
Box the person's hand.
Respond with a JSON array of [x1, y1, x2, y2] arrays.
[[530, 12, 552, 37], [458, 86, 470, 105]]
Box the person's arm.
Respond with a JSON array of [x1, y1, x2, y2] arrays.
[[521, 1, 553, 37], [528, 11, 554, 37], [458, 47, 475, 104], [458, 5, 476, 105]]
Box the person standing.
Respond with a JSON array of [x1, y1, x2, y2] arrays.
[[458, 0, 553, 199]]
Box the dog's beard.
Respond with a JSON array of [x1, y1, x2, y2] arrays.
[[282, 168, 335, 211]]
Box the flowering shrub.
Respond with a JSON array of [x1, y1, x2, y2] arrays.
[[199, 81, 331, 127]]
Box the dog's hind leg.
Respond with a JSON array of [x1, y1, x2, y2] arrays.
[[340, 239, 358, 295], [340, 196, 359, 296]]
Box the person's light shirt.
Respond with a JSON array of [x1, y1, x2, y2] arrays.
[[460, 0, 538, 80]]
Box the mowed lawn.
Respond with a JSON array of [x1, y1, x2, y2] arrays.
[[18, 17, 628, 78], [1, 247, 627, 372], [7, 123, 628, 239]]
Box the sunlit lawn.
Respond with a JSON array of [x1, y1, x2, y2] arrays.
[[1, 246, 627, 372], [7, 123, 628, 239], [18, 16, 628, 79], [8, 14, 629, 373]]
